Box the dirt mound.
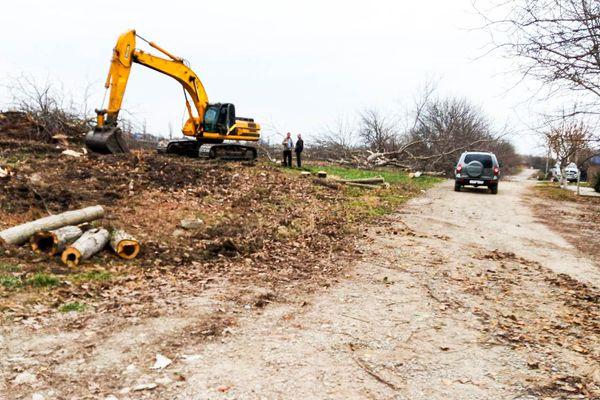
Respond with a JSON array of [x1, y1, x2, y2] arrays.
[[0, 151, 220, 214], [0, 111, 87, 144], [0, 140, 358, 315]]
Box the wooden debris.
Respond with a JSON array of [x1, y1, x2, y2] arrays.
[[348, 343, 401, 391], [300, 171, 312, 177], [344, 182, 384, 190], [61, 228, 110, 267], [0, 166, 10, 178], [30, 225, 83, 256], [61, 149, 84, 158], [339, 176, 385, 184], [317, 171, 328, 178], [313, 175, 390, 190], [0, 205, 105, 245], [109, 229, 140, 260], [313, 178, 341, 189]]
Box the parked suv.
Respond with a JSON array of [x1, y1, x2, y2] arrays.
[[454, 151, 500, 194], [564, 163, 580, 182]]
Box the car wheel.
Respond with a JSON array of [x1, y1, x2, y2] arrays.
[[489, 184, 498, 194], [454, 182, 461, 192]]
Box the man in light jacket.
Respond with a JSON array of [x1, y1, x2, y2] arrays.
[[282, 132, 293, 167]]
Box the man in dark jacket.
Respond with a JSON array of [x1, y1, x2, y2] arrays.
[[295, 134, 304, 168]]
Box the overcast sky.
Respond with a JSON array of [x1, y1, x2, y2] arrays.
[[0, 0, 564, 154]]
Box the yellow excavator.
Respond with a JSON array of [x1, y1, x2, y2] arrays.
[[86, 30, 260, 160]]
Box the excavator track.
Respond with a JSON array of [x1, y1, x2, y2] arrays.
[[164, 140, 257, 161]]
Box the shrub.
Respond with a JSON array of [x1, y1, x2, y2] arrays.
[[593, 173, 600, 193]]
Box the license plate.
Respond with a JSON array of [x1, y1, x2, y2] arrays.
[[469, 180, 484, 184]]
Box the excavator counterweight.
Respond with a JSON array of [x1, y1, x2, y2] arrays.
[[86, 30, 260, 160]]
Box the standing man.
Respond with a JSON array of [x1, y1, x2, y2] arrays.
[[282, 132, 293, 167], [295, 133, 304, 168]]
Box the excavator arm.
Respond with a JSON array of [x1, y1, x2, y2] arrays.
[[98, 29, 208, 136]]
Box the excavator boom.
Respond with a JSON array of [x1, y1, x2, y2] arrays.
[[86, 30, 260, 158]]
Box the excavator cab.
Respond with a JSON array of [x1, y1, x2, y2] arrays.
[[203, 103, 236, 135]]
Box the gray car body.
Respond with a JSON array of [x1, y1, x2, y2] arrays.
[[454, 151, 500, 194]]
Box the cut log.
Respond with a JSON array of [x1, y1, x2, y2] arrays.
[[317, 171, 328, 178], [110, 229, 140, 260], [0, 206, 104, 245], [344, 182, 383, 189], [339, 177, 385, 184], [61, 228, 109, 267], [313, 178, 341, 190], [30, 225, 83, 256]]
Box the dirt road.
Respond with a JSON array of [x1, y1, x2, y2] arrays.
[[2, 171, 598, 399]]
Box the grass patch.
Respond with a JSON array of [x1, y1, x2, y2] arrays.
[[533, 183, 578, 202], [299, 164, 443, 220], [0, 263, 21, 273], [304, 165, 441, 188], [58, 302, 86, 313], [0, 275, 22, 289], [27, 273, 59, 288], [70, 270, 113, 283]]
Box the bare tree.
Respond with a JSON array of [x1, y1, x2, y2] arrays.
[[359, 109, 397, 153], [483, 0, 600, 110], [311, 115, 360, 161], [404, 97, 504, 172], [541, 113, 595, 186]]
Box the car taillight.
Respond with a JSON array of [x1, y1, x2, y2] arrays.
[[456, 164, 463, 173], [493, 166, 499, 175]]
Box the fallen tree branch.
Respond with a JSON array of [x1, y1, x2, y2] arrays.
[[344, 182, 384, 190], [339, 177, 385, 184], [348, 343, 401, 391], [313, 178, 342, 190], [0, 205, 104, 245]]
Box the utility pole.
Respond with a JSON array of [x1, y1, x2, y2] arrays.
[[544, 146, 550, 180]]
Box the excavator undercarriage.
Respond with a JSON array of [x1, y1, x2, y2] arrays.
[[161, 140, 257, 160]]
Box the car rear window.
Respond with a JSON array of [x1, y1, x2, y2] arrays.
[[464, 154, 493, 168]]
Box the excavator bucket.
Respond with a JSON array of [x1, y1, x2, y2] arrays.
[[85, 126, 129, 154]]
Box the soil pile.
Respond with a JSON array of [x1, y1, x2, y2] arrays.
[[0, 134, 362, 316]]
